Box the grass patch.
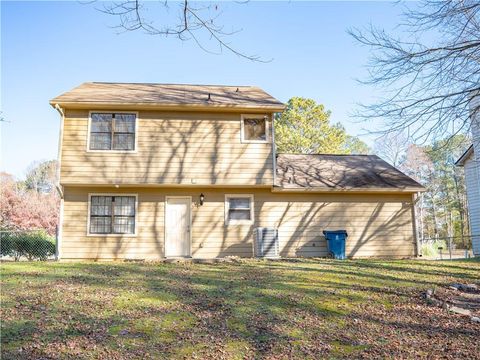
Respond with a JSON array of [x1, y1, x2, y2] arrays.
[[330, 340, 369, 357], [1, 258, 479, 358], [1, 319, 37, 342], [114, 290, 178, 310], [224, 339, 251, 359]]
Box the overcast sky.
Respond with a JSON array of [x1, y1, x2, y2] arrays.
[[1, 1, 406, 178]]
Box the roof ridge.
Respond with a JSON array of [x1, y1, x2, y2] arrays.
[[50, 82, 286, 110], [88, 81, 256, 88]]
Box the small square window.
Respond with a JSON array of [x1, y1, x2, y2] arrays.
[[225, 195, 254, 225], [241, 115, 269, 143]]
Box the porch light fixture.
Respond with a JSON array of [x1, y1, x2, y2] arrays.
[[200, 193, 205, 206]]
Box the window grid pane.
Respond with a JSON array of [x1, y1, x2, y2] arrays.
[[90, 216, 112, 234], [228, 209, 251, 220], [229, 198, 251, 210], [244, 118, 266, 141], [91, 196, 112, 215], [113, 133, 135, 150], [91, 114, 112, 132], [90, 133, 112, 150], [114, 196, 135, 216], [114, 115, 136, 133], [113, 216, 135, 234]]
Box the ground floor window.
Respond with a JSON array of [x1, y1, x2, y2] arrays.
[[89, 195, 136, 234], [225, 194, 254, 225]]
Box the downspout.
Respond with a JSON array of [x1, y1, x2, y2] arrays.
[[54, 103, 65, 260], [412, 192, 421, 257], [271, 113, 277, 188]]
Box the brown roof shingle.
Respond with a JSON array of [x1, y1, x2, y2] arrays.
[[50, 82, 285, 111], [276, 154, 424, 192]]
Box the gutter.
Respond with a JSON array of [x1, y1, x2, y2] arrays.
[[48, 101, 287, 113], [54, 103, 65, 197], [412, 192, 422, 257], [271, 113, 277, 188], [53, 103, 65, 261], [270, 187, 426, 194]]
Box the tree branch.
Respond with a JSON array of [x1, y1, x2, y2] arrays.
[[90, 0, 270, 62]]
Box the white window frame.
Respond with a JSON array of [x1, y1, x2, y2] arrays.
[[240, 114, 270, 144], [87, 193, 138, 237], [225, 194, 254, 225], [86, 111, 139, 153]]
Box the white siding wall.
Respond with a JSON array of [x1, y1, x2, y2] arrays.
[[472, 94, 480, 151], [469, 94, 480, 255]]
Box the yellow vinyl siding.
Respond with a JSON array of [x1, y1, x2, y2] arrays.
[[60, 110, 273, 186], [61, 187, 416, 260]]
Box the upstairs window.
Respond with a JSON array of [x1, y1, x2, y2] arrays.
[[241, 115, 269, 143], [89, 195, 136, 234], [225, 194, 254, 225], [89, 113, 136, 151]]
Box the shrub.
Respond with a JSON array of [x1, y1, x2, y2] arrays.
[[421, 240, 447, 257], [0, 230, 55, 261], [0, 233, 13, 257]]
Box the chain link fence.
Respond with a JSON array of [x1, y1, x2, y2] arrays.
[[0, 229, 57, 261], [1, 228, 474, 261], [419, 235, 476, 260]]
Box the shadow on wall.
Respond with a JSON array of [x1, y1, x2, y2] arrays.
[[63, 110, 414, 260], [65, 111, 273, 185], [63, 110, 273, 259], [295, 234, 327, 257], [65, 189, 414, 260], [272, 196, 414, 259], [188, 193, 413, 260]]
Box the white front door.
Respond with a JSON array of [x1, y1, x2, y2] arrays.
[[165, 197, 191, 257]]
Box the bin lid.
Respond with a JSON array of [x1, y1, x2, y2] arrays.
[[322, 230, 348, 236]]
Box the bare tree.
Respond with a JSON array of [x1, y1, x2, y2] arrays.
[[373, 130, 408, 167], [88, 0, 269, 62], [402, 144, 434, 240], [350, 0, 480, 141]]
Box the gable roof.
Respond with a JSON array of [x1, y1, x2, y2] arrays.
[[276, 154, 424, 192], [50, 82, 285, 111], [455, 145, 474, 166]]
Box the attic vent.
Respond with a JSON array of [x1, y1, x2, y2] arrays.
[[255, 227, 279, 258]]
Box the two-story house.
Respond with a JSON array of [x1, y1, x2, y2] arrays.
[[50, 82, 424, 260], [456, 92, 480, 256]]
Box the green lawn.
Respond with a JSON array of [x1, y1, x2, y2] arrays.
[[1, 259, 479, 359]]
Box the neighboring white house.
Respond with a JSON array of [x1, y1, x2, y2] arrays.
[[456, 93, 480, 256]]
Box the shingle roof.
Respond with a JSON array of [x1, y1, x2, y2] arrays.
[[276, 154, 424, 192], [50, 82, 285, 111], [455, 145, 474, 166]]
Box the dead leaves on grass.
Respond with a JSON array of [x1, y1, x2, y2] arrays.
[[1, 260, 479, 359]]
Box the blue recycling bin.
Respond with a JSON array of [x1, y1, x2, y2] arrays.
[[322, 230, 348, 259]]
